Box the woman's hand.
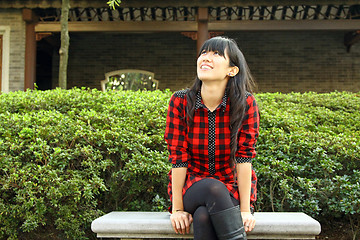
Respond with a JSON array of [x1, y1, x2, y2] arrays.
[[241, 211, 256, 232], [170, 211, 193, 235]]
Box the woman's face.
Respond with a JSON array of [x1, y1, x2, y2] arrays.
[[197, 49, 235, 82]]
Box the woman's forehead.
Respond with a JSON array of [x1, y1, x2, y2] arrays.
[[201, 45, 230, 60], [202, 41, 227, 54]]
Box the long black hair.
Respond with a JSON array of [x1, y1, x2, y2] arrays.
[[186, 36, 256, 166]]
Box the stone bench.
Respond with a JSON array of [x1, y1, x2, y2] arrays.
[[91, 211, 321, 239]]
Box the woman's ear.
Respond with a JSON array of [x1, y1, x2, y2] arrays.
[[228, 66, 239, 77]]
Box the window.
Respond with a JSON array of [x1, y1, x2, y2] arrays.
[[0, 26, 10, 93], [101, 70, 159, 91]]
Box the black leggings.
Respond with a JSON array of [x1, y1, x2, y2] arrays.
[[183, 178, 239, 240]]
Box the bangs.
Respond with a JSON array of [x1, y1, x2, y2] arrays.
[[199, 37, 229, 57]]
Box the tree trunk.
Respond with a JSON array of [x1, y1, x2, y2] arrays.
[[59, 0, 70, 89]]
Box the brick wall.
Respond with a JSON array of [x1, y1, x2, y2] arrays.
[[226, 31, 360, 93], [53, 32, 197, 91], [53, 30, 360, 93], [0, 9, 25, 91]]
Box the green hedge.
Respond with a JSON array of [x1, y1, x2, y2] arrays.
[[254, 92, 360, 239], [0, 88, 359, 239]]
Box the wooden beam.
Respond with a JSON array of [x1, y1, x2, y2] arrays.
[[35, 21, 198, 32], [208, 20, 360, 31], [2, 0, 360, 8], [36, 20, 360, 32]]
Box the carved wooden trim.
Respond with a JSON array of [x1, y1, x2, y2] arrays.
[[181, 31, 225, 40], [36, 32, 53, 41], [344, 30, 360, 52]]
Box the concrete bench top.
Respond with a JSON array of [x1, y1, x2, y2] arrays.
[[91, 211, 321, 239]]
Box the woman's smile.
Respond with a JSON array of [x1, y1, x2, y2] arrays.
[[199, 63, 213, 70]]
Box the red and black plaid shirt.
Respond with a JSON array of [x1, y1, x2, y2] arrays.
[[165, 89, 259, 209]]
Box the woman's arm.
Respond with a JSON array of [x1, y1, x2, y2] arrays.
[[164, 93, 193, 235], [236, 163, 252, 212], [171, 167, 187, 212], [235, 94, 259, 232], [237, 163, 256, 232], [170, 167, 193, 235]]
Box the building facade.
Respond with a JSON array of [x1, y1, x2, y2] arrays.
[[1, 0, 360, 93]]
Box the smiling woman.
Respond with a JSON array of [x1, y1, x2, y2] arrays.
[[165, 36, 259, 240]]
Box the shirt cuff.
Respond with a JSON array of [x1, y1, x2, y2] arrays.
[[236, 157, 253, 164], [172, 162, 188, 168]]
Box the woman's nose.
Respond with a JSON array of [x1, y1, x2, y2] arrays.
[[201, 53, 212, 61]]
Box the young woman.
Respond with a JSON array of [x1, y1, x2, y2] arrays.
[[164, 36, 259, 240]]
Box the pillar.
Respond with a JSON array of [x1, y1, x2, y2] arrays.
[[197, 8, 209, 54], [23, 9, 37, 90]]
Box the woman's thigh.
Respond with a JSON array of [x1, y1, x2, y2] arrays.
[[183, 178, 239, 214]]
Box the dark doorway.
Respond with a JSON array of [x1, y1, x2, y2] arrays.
[[36, 34, 58, 90]]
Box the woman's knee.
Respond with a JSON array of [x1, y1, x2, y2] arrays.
[[194, 206, 211, 226], [183, 178, 233, 213], [201, 178, 229, 198]]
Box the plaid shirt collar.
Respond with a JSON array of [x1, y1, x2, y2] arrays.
[[195, 89, 228, 112]]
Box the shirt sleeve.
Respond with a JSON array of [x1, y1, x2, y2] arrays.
[[164, 92, 189, 168], [235, 93, 260, 163]]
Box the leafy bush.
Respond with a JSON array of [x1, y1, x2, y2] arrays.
[[0, 88, 172, 239], [254, 92, 360, 239], [0, 89, 359, 239]]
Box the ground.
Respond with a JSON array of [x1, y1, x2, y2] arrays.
[[317, 221, 356, 240]]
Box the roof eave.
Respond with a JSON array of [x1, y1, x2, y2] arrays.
[[1, 0, 360, 9]]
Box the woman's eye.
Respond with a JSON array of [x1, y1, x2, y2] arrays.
[[214, 51, 220, 55], [201, 51, 207, 55]]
